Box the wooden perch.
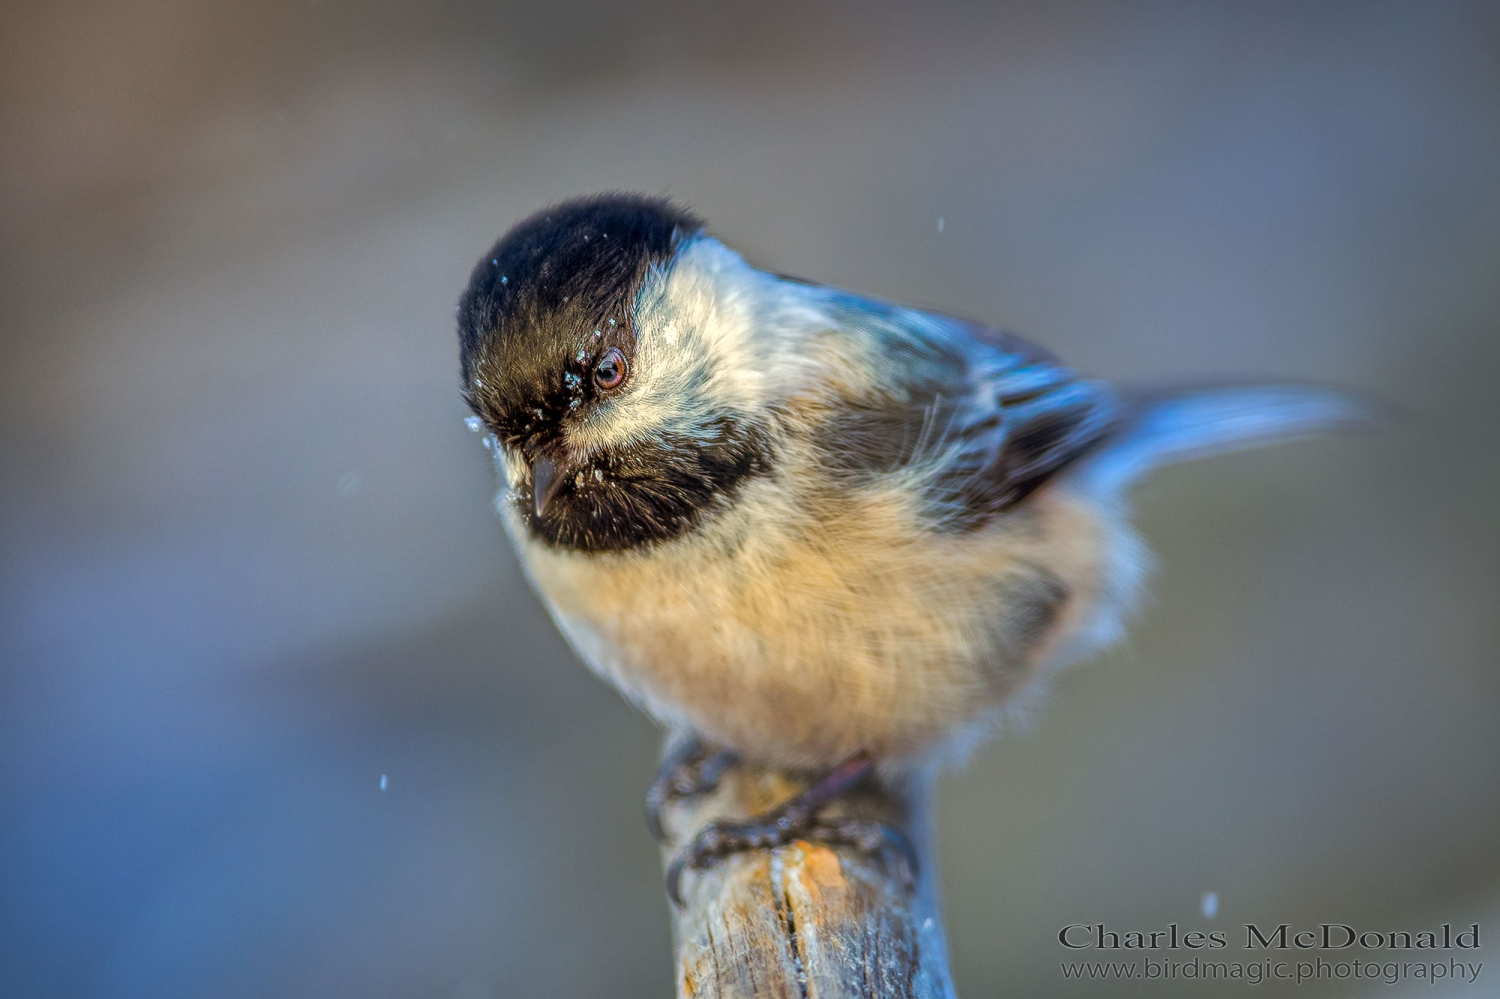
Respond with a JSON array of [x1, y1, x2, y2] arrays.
[[657, 758, 956, 998]]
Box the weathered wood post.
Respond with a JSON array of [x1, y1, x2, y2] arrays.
[[657, 758, 956, 998]]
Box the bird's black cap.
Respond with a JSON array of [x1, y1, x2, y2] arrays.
[[458, 193, 703, 437]]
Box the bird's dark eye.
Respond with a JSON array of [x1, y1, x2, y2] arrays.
[[593, 347, 628, 391]]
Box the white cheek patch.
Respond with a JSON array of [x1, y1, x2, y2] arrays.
[[568, 237, 833, 454]]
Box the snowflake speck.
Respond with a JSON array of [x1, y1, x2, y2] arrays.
[[464, 415, 483, 432]]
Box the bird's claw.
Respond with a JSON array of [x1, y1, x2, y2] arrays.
[[665, 809, 918, 907], [644, 737, 738, 842]]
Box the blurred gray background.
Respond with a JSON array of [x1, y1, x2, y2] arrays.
[[2, 1, 1498, 996]]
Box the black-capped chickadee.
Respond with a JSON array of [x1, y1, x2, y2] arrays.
[[457, 193, 1360, 899]]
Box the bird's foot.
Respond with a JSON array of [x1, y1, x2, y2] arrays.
[[664, 752, 917, 906], [645, 736, 739, 842]]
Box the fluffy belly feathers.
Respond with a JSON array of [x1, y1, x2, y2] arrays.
[[511, 479, 1112, 767]]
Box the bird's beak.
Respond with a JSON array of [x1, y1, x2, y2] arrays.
[[532, 457, 565, 517]]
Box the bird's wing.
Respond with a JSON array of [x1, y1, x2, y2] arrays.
[[813, 294, 1121, 530], [808, 291, 1369, 530]]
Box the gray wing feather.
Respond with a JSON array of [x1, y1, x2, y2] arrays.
[[812, 292, 1365, 529], [817, 296, 1121, 530]]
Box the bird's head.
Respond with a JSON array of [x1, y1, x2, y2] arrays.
[[458, 194, 777, 553]]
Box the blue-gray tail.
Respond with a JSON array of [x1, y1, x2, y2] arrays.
[[1079, 385, 1373, 494]]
